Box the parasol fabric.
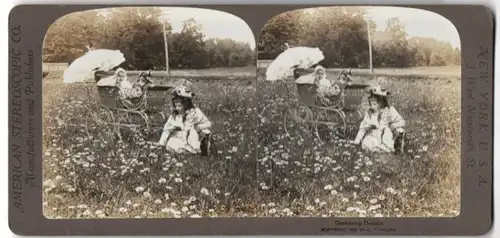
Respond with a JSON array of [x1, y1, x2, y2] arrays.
[[265, 47, 325, 81], [63, 49, 125, 84]]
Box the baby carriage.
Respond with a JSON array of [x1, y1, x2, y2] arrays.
[[84, 70, 174, 144], [283, 67, 371, 144], [83, 70, 213, 155], [63, 48, 212, 152]]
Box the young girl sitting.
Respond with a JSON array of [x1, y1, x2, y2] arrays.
[[158, 85, 212, 155], [351, 85, 406, 154]]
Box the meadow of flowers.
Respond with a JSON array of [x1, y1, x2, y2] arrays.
[[42, 69, 460, 219]]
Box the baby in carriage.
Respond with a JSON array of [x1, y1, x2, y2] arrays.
[[115, 68, 151, 100], [314, 66, 352, 106]]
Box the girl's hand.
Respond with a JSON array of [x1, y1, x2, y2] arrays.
[[200, 129, 211, 135], [151, 141, 164, 148], [349, 140, 360, 145], [170, 122, 183, 131], [199, 130, 211, 139]]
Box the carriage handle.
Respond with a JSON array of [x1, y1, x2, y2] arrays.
[[84, 85, 98, 111]]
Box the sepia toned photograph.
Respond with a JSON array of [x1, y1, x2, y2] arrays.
[[256, 6, 461, 217], [42, 5, 462, 220], [42, 7, 259, 219]]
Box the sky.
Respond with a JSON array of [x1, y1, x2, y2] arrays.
[[363, 6, 460, 48], [161, 7, 256, 49]]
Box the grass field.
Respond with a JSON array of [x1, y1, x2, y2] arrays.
[[42, 66, 460, 219]]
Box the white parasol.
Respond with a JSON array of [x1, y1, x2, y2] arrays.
[[265, 46, 325, 81], [63, 49, 125, 84]]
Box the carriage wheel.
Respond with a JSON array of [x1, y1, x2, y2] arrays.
[[283, 105, 314, 141], [115, 110, 151, 144], [343, 108, 364, 139], [84, 107, 116, 143], [314, 108, 347, 144], [145, 111, 168, 140]]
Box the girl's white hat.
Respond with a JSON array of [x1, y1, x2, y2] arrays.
[[368, 85, 390, 97], [172, 85, 195, 98]]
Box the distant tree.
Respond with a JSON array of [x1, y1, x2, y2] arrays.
[[257, 7, 461, 68], [42, 8, 277, 69], [405, 36, 460, 67], [167, 18, 208, 69], [297, 7, 371, 68], [43, 10, 105, 63], [453, 47, 461, 65], [372, 17, 412, 67], [98, 7, 170, 70], [258, 9, 306, 59], [209, 38, 254, 67]]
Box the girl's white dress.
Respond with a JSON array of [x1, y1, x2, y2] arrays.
[[158, 108, 212, 154], [354, 106, 405, 153]]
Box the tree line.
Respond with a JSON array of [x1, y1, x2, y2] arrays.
[[258, 7, 461, 68], [43, 7, 255, 70]]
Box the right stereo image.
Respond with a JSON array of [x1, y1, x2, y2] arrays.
[[256, 5, 461, 218]]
